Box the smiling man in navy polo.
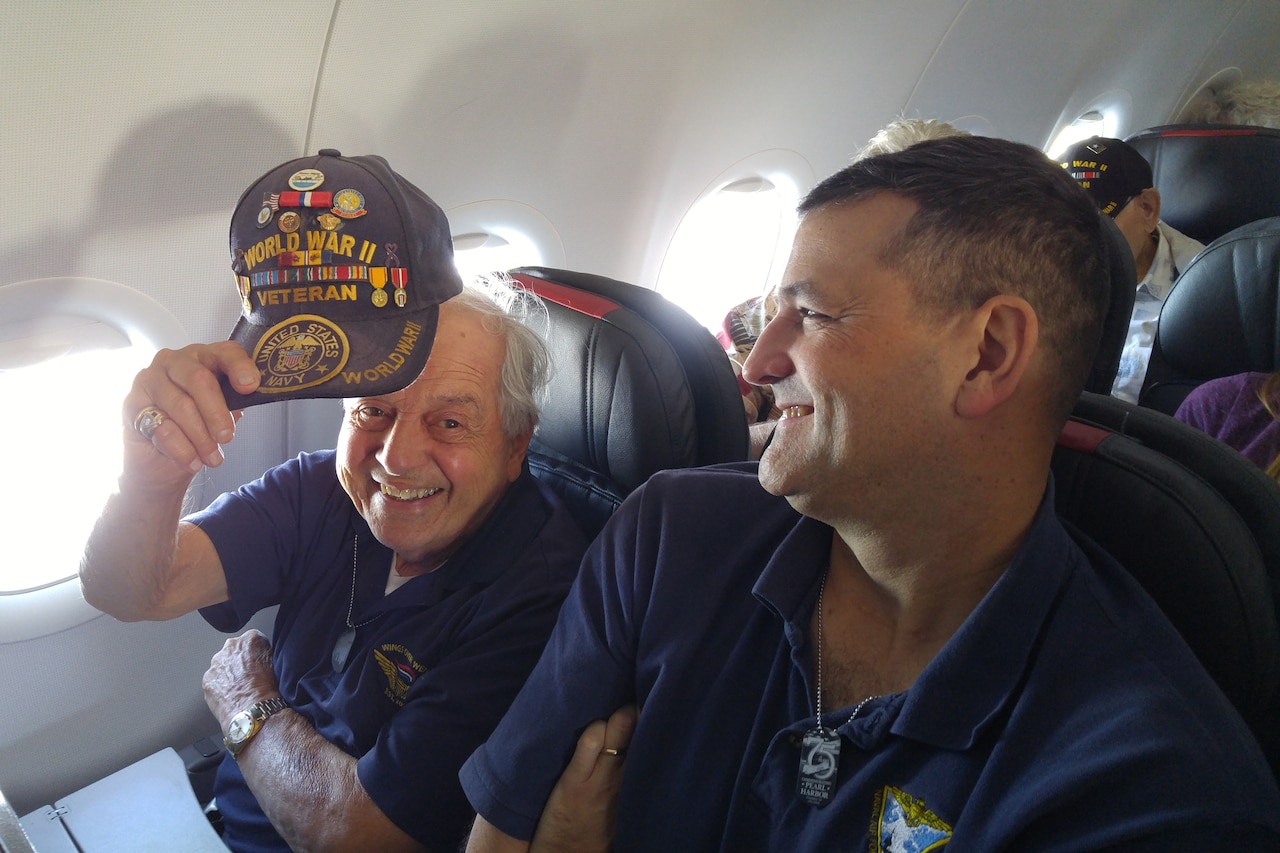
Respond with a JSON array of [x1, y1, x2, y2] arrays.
[[80, 152, 587, 853], [464, 137, 1280, 851]]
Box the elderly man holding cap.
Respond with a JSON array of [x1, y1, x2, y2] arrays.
[[80, 151, 587, 853]]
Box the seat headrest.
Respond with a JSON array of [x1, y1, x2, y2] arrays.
[[510, 267, 748, 494], [1126, 124, 1280, 244], [1140, 216, 1280, 414]]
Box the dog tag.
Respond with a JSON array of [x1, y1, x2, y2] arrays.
[[797, 727, 841, 806], [331, 627, 357, 672]]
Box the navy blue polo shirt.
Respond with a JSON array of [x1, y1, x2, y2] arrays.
[[190, 450, 587, 852], [461, 463, 1280, 850]]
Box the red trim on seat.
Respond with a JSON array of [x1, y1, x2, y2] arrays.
[[510, 273, 621, 319], [1057, 419, 1111, 453], [1150, 129, 1260, 138]]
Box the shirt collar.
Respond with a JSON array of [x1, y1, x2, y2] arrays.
[[1138, 222, 1181, 301], [751, 510, 830, 629], [891, 479, 1079, 748], [355, 461, 548, 610], [750, 477, 1081, 751], [431, 460, 547, 591]]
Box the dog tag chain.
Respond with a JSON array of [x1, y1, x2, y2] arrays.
[[332, 534, 387, 672], [797, 572, 879, 807]]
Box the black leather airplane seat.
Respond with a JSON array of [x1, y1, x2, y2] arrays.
[[510, 267, 750, 535], [1125, 124, 1280, 245], [525, 443, 626, 542], [1088, 213, 1138, 395], [1139, 216, 1280, 415], [1054, 392, 1280, 778]]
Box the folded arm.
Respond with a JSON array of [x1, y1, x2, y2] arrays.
[[205, 630, 427, 853], [467, 704, 637, 853]]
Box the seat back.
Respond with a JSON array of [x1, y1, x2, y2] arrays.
[[525, 444, 625, 541], [511, 267, 749, 502], [1125, 124, 1280, 244], [1054, 392, 1280, 777], [1139, 216, 1280, 414]]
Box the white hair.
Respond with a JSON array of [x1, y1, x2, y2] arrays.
[[854, 118, 971, 161], [1180, 80, 1280, 130], [450, 273, 552, 439]]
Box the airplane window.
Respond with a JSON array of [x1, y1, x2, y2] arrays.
[[657, 173, 801, 334], [1046, 109, 1119, 159], [0, 278, 186, 598], [453, 230, 541, 282], [447, 201, 566, 283]]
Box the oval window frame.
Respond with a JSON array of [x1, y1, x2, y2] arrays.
[[655, 148, 815, 332], [0, 277, 187, 643], [1045, 90, 1134, 158], [446, 200, 566, 281]]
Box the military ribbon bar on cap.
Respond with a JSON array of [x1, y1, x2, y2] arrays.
[[222, 150, 463, 408], [278, 191, 334, 208], [250, 266, 379, 287]]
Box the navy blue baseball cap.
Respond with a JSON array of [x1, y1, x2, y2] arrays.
[[223, 149, 463, 408], [1058, 136, 1154, 217]]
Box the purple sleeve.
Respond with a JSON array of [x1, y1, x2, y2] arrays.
[[1174, 373, 1280, 470], [1173, 377, 1236, 435]]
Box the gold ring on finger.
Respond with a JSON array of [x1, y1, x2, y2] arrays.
[[133, 406, 170, 441]]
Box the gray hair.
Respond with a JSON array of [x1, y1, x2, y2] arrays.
[[1180, 79, 1280, 130], [854, 118, 970, 161], [450, 273, 551, 439]]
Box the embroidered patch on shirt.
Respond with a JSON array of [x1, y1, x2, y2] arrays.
[[870, 786, 952, 852], [374, 643, 428, 706]]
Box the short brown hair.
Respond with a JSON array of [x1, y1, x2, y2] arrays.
[[800, 135, 1109, 425]]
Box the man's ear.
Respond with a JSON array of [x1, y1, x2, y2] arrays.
[[1136, 187, 1162, 230], [954, 295, 1038, 419], [507, 428, 534, 481]]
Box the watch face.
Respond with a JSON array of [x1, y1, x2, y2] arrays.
[[227, 710, 255, 744]]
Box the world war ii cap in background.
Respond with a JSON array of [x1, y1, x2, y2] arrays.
[[222, 149, 463, 408], [1058, 136, 1154, 217]]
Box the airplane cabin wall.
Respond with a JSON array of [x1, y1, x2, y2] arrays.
[[1, 0, 1278, 817]]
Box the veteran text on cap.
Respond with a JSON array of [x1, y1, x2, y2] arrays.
[[223, 150, 463, 408]]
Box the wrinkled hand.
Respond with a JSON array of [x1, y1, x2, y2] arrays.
[[530, 704, 637, 853], [203, 629, 281, 727], [121, 342, 259, 485]]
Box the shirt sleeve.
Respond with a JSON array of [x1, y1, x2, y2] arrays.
[[1173, 376, 1234, 436], [192, 452, 344, 632], [458, 497, 648, 841]]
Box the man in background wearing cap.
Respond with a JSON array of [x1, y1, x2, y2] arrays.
[[80, 152, 587, 852], [1060, 136, 1204, 403]]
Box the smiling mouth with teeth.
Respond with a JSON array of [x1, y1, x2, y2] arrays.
[[380, 483, 443, 501], [779, 405, 814, 419]]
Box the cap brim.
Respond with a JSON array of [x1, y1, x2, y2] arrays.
[[219, 304, 439, 409]]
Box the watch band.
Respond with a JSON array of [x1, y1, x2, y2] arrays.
[[252, 697, 289, 720], [224, 696, 290, 758]]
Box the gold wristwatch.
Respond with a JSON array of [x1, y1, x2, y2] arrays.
[[223, 697, 289, 758]]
